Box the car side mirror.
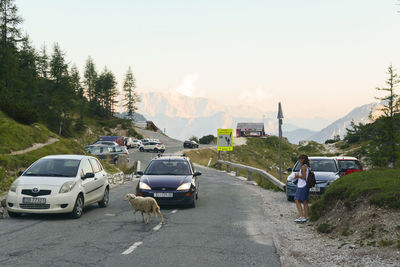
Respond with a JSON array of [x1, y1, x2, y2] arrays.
[[287, 168, 292, 172], [18, 170, 25, 176], [193, 171, 202, 176], [136, 171, 144, 176], [82, 172, 95, 179]]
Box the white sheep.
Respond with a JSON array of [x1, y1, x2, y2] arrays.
[[123, 194, 164, 224]]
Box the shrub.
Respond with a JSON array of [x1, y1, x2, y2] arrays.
[[199, 134, 215, 144], [317, 221, 333, 233]]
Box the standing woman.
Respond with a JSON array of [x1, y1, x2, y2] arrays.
[[294, 154, 310, 223]]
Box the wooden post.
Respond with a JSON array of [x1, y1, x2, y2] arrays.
[[235, 168, 239, 176], [227, 151, 231, 172], [247, 170, 253, 180]]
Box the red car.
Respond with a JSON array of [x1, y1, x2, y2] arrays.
[[334, 156, 363, 176]]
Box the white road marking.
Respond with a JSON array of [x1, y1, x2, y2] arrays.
[[104, 213, 116, 216], [152, 223, 162, 231], [170, 209, 178, 214], [122, 241, 143, 255]]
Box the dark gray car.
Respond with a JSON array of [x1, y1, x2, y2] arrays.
[[85, 145, 129, 165]]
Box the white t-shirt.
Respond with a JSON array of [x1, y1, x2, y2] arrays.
[[297, 164, 309, 188]]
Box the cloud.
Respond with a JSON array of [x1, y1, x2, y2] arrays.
[[170, 72, 205, 97], [238, 87, 274, 106]]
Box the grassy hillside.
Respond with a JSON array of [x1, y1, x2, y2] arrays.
[[0, 111, 57, 154], [309, 169, 400, 249], [0, 111, 126, 193], [310, 169, 400, 220]]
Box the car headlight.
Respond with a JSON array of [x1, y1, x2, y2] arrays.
[[139, 182, 151, 190], [10, 180, 19, 192], [59, 181, 76, 193], [177, 182, 191, 191]]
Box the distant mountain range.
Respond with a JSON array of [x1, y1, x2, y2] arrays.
[[134, 91, 381, 144]]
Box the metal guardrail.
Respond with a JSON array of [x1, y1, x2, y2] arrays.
[[216, 160, 286, 191]]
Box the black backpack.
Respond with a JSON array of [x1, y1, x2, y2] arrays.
[[306, 170, 316, 188]]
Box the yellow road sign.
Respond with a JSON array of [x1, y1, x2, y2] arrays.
[[217, 129, 233, 151]]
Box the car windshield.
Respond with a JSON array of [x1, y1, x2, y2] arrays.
[[144, 160, 192, 175], [24, 158, 80, 177], [338, 160, 361, 170], [293, 159, 338, 172]]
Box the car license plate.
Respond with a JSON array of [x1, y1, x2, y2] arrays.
[[154, 193, 173, 198], [22, 197, 46, 204], [310, 187, 320, 192]]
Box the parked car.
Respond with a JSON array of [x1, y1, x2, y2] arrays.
[[139, 141, 165, 153], [6, 155, 109, 218], [94, 136, 125, 147], [136, 155, 201, 207], [286, 157, 340, 201], [183, 140, 199, 148], [334, 156, 363, 176], [85, 145, 129, 165], [131, 139, 142, 148]]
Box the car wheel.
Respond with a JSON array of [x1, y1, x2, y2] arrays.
[[153, 148, 159, 153], [114, 158, 118, 165], [8, 211, 22, 217], [98, 187, 109, 208], [139, 147, 144, 152], [188, 198, 196, 208], [70, 194, 84, 219], [287, 195, 294, 202]]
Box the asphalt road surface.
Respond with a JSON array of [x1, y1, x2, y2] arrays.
[[0, 130, 281, 267]]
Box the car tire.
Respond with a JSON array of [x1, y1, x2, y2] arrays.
[[139, 147, 144, 152], [188, 198, 196, 208], [8, 211, 22, 217], [98, 187, 109, 208], [153, 148, 158, 153], [70, 194, 84, 219], [114, 158, 118, 165], [287, 195, 294, 202]]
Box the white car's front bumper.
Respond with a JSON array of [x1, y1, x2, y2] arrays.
[[6, 187, 77, 214]]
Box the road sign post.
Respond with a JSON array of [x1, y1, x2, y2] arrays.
[[277, 102, 284, 182]]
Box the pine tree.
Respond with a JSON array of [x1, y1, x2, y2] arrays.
[[37, 44, 49, 78], [49, 43, 74, 136], [123, 66, 139, 121], [375, 64, 400, 168], [0, 0, 23, 49], [71, 64, 83, 98], [96, 68, 117, 117], [83, 56, 97, 102]]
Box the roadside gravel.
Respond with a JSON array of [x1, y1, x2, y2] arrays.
[[223, 170, 399, 266]]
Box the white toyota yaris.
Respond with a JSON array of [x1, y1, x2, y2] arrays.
[[6, 155, 109, 219]]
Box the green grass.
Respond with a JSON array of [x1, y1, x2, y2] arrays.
[[0, 111, 56, 154], [317, 221, 333, 233], [310, 169, 400, 221]]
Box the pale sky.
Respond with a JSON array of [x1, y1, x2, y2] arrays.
[[18, 0, 400, 120]]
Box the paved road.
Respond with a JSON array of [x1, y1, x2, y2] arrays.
[[0, 130, 281, 267]]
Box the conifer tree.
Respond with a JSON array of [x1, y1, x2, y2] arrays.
[[83, 56, 97, 102], [375, 64, 400, 168], [123, 66, 139, 121]]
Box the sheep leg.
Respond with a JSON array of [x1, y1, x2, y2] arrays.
[[141, 211, 145, 223], [133, 210, 137, 223], [157, 210, 165, 224], [146, 212, 152, 224]]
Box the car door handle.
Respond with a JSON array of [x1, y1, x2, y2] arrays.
[[94, 177, 98, 180]]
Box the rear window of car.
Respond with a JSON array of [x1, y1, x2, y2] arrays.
[[338, 160, 361, 170], [293, 159, 338, 172], [145, 160, 192, 175]]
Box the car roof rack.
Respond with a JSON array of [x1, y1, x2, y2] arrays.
[[155, 153, 187, 158]]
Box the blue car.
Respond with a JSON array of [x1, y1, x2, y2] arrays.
[[136, 155, 201, 208], [286, 157, 340, 201]]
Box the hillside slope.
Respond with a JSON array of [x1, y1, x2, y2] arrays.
[[0, 111, 124, 192]]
